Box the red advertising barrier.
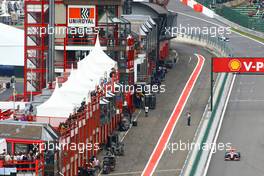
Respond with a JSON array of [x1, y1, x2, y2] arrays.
[[194, 4, 203, 12], [213, 58, 264, 73]]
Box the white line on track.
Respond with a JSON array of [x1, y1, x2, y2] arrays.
[[229, 99, 264, 102], [134, 109, 142, 121], [141, 54, 205, 176], [203, 74, 237, 176], [189, 57, 192, 63], [107, 169, 181, 175], [176, 57, 180, 64], [179, 92, 211, 176], [120, 109, 141, 142], [98, 110, 142, 176], [239, 81, 255, 85]]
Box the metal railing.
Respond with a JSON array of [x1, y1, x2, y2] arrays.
[[178, 33, 232, 56], [0, 159, 44, 175], [55, 36, 128, 50]]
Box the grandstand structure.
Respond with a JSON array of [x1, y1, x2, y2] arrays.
[[193, 0, 264, 32], [233, 3, 264, 19], [215, 3, 264, 32]]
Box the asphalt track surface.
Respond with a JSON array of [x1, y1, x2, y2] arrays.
[[207, 75, 264, 176], [167, 0, 264, 176], [107, 42, 213, 176], [142, 52, 205, 176]]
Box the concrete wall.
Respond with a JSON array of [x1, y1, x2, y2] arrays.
[[55, 50, 64, 71], [55, 4, 66, 39], [55, 3, 66, 24]]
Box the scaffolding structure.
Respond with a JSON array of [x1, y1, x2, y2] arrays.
[[24, 0, 53, 97], [24, 0, 134, 99]]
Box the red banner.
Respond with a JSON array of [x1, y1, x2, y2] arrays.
[[213, 58, 264, 73]]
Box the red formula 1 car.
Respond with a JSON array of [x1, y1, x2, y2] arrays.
[[225, 148, 241, 161]]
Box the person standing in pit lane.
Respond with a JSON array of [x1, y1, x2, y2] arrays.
[[187, 112, 191, 126]]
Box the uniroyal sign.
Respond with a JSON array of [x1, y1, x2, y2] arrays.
[[68, 5, 95, 27], [213, 58, 264, 73]]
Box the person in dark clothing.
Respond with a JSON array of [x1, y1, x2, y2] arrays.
[[187, 112, 191, 126], [29, 104, 34, 113], [129, 111, 132, 124]]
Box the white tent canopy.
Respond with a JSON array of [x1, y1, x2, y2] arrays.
[[36, 81, 75, 122], [0, 23, 24, 66], [36, 35, 117, 127]]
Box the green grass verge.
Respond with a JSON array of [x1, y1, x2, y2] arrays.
[[231, 27, 264, 43]]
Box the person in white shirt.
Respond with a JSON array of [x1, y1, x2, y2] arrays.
[[145, 106, 149, 117], [13, 153, 18, 161], [93, 157, 101, 170], [5, 153, 11, 162]]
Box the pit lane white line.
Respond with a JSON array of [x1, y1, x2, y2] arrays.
[[169, 9, 264, 46], [0, 90, 4, 94], [236, 88, 254, 93], [141, 54, 205, 176], [229, 99, 264, 102], [120, 109, 142, 142], [239, 81, 255, 85], [98, 110, 142, 176], [203, 74, 236, 176], [107, 169, 181, 175], [189, 57, 192, 63], [176, 57, 180, 64]]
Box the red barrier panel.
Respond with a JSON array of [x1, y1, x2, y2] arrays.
[[0, 160, 4, 168], [182, 0, 188, 5], [194, 4, 203, 12]]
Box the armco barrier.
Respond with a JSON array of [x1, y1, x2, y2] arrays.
[[174, 33, 232, 57]]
